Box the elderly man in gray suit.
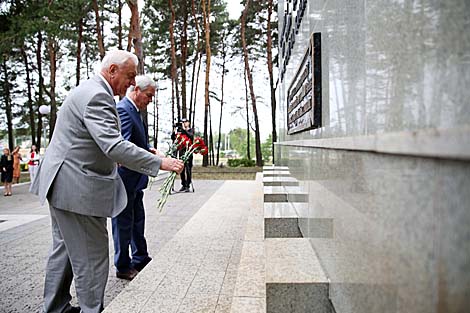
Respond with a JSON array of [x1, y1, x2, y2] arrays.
[[30, 50, 184, 313]]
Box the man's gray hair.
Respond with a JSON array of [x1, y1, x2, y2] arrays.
[[127, 75, 156, 94], [101, 50, 138, 70]]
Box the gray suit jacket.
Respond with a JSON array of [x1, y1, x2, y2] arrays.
[[30, 75, 161, 218]]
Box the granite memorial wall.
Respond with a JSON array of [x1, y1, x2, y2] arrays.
[[276, 0, 470, 312]]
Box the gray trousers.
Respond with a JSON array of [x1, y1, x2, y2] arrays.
[[43, 206, 108, 313]]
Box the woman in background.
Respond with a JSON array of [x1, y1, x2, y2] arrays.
[[1, 148, 13, 196], [12, 146, 22, 184], [28, 145, 40, 183]]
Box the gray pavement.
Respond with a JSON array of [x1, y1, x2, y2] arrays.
[[103, 179, 261, 313], [0, 179, 225, 313]]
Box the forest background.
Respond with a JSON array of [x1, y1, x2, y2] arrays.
[[0, 0, 278, 166]]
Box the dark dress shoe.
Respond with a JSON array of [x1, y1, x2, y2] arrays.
[[132, 257, 152, 272], [116, 268, 139, 281], [179, 186, 186, 192]]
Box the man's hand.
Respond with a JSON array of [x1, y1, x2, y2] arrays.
[[160, 157, 184, 174], [149, 148, 165, 158]]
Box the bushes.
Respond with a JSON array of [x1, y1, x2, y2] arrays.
[[227, 158, 256, 167]]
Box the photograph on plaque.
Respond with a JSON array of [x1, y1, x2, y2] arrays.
[[287, 32, 321, 135]]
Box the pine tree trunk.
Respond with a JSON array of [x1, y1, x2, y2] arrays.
[[201, 0, 211, 167], [154, 89, 159, 148], [47, 37, 57, 139], [118, 0, 123, 50], [216, 37, 226, 166], [1, 57, 14, 151], [267, 0, 277, 162], [189, 0, 201, 125], [127, 0, 144, 74], [209, 105, 214, 165], [92, 0, 105, 60], [243, 68, 251, 160], [192, 50, 202, 127], [21, 46, 36, 146], [36, 32, 43, 149], [126, 0, 147, 126], [76, 18, 83, 86], [181, 3, 188, 118], [241, 0, 262, 166], [169, 0, 179, 123]]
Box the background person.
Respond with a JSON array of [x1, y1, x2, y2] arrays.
[[12, 145, 22, 184], [1, 148, 13, 196], [112, 76, 162, 280], [28, 144, 40, 182], [30, 50, 184, 313], [179, 118, 194, 192]]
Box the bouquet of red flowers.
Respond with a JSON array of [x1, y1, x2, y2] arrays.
[[157, 134, 208, 211]]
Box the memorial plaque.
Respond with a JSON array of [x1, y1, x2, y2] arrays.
[[287, 32, 321, 134]]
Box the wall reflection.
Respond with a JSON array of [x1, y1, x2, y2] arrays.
[[278, 145, 470, 313], [278, 0, 470, 140]]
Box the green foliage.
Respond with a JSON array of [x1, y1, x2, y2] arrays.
[[261, 134, 272, 163], [228, 128, 255, 159], [225, 128, 272, 163], [227, 158, 256, 167]]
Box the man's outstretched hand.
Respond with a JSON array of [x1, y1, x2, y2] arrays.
[[160, 157, 184, 174]]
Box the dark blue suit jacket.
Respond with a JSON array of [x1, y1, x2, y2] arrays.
[[117, 97, 150, 191]]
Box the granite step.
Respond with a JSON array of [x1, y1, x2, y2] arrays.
[[266, 238, 334, 313], [263, 186, 308, 203], [263, 170, 292, 178], [263, 176, 299, 187], [263, 165, 289, 171], [264, 202, 302, 238], [231, 174, 266, 313]]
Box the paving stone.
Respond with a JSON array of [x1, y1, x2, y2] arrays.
[[215, 295, 233, 313], [101, 290, 153, 313], [139, 293, 182, 313], [0, 180, 224, 313], [187, 270, 226, 295], [230, 296, 266, 313], [177, 294, 219, 313]]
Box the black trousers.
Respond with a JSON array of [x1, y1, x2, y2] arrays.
[[181, 161, 193, 188]]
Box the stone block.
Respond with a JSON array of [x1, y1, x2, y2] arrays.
[[265, 218, 302, 238], [265, 238, 331, 313], [266, 283, 334, 313], [263, 165, 290, 171], [263, 171, 292, 177], [263, 176, 300, 186]]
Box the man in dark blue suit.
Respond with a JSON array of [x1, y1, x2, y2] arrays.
[[112, 75, 161, 280]]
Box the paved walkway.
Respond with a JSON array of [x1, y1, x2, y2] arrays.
[[103, 179, 261, 313], [0, 178, 225, 312]]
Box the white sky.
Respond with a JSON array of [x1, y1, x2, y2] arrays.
[[227, 1, 243, 19]]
